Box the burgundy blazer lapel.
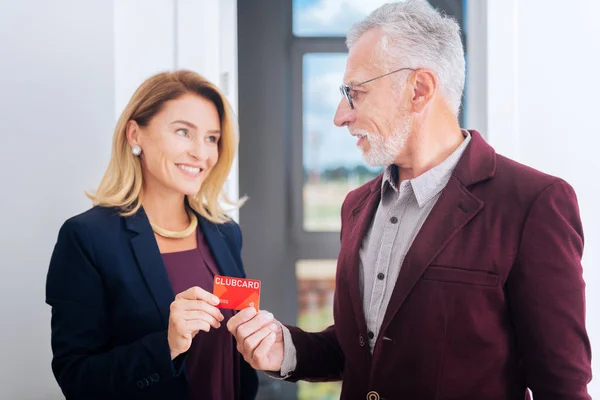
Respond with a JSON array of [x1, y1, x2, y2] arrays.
[[378, 130, 496, 336]]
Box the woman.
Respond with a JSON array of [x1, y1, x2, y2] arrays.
[[46, 70, 258, 399]]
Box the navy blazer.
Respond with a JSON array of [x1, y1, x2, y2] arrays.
[[46, 206, 258, 400]]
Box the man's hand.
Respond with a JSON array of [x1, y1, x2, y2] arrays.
[[227, 307, 284, 371]]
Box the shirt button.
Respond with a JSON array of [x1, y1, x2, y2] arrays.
[[390, 216, 398, 224], [377, 272, 385, 280], [359, 334, 365, 347], [368, 331, 375, 339]]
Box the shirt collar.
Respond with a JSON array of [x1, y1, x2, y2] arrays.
[[381, 130, 472, 208]]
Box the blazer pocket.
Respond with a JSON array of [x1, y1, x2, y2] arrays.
[[422, 265, 499, 287]]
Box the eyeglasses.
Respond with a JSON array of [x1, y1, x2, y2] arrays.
[[339, 67, 416, 109]]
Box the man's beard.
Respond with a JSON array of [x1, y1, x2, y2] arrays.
[[351, 113, 414, 167]]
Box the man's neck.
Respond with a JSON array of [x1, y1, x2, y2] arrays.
[[395, 122, 464, 183]]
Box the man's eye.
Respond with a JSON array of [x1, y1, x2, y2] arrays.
[[350, 90, 362, 99]]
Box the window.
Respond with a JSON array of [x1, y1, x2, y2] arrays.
[[287, 1, 467, 398], [293, 0, 394, 37], [296, 260, 340, 399], [302, 53, 382, 231], [293, 0, 467, 235]]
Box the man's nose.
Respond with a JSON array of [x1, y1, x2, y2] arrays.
[[333, 98, 354, 127]]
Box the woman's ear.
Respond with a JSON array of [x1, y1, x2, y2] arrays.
[[126, 120, 141, 147]]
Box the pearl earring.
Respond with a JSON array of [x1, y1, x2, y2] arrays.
[[132, 145, 142, 156]]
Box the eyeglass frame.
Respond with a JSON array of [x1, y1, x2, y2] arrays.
[[339, 67, 416, 110]]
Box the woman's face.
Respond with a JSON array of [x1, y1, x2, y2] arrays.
[[128, 93, 221, 197]]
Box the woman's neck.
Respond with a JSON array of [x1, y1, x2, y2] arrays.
[[141, 185, 190, 231]]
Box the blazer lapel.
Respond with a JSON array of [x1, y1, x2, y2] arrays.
[[344, 176, 383, 334], [379, 130, 494, 336], [379, 177, 483, 334], [199, 216, 242, 278], [125, 208, 174, 326]]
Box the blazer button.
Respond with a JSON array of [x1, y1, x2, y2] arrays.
[[359, 334, 365, 347], [366, 391, 380, 400]]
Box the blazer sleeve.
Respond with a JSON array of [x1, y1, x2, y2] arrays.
[[284, 325, 345, 382], [506, 180, 592, 399], [46, 218, 184, 399]]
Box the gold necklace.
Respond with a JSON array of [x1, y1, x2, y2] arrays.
[[150, 210, 198, 239]]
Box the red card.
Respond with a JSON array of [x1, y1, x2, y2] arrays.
[[213, 275, 261, 312]]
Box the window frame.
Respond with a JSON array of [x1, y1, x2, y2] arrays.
[[290, 37, 349, 260]]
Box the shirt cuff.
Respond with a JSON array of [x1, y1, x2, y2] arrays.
[[265, 323, 297, 379]]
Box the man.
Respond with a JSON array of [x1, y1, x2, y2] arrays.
[[228, 1, 592, 399]]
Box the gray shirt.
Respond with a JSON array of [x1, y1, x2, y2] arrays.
[[278, 131, 472, 375]]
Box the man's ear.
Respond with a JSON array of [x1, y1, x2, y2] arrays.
[[409, 69, 437, 113]]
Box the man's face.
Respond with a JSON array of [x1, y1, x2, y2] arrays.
[[334, 29, 415, 167]]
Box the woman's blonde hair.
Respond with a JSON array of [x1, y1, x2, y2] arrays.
[[87, 70, 242, 224]]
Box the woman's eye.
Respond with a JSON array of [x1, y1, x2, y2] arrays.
[[176, 128, 188, 137], [206, 135, 219, 144]]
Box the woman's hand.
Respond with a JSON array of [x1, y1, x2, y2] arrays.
[[167, 286, 224, 359]]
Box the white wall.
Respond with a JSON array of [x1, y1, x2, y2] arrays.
[[0, 1, 238, 398], [516, 4, 600, 396], [0, 1, 115, 399], [469, 0, 600, 397]]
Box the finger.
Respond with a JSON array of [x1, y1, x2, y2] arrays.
[[179, 301, 224, 322], [198, 313, 222, 329], [181, 310, 221, 322], [172, 318, 209, 336], [227, 307, 258, 334], [252, 331, 277, 367], [243, 324, 278, 357], [176, 310, 222, 329], [235, 311, 276, 341], [176, 286, 220, 305], [185, 319, 212, 333]]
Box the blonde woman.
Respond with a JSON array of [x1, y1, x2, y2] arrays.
[[46, 70, 258, 400]]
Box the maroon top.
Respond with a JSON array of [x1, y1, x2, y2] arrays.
[[162, 227, 239, 400]]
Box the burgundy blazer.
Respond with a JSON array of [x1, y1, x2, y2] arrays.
[[286, 130, 592, 400]]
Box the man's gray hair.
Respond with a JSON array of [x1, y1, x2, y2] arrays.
[[347, 0, 465, 116]]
